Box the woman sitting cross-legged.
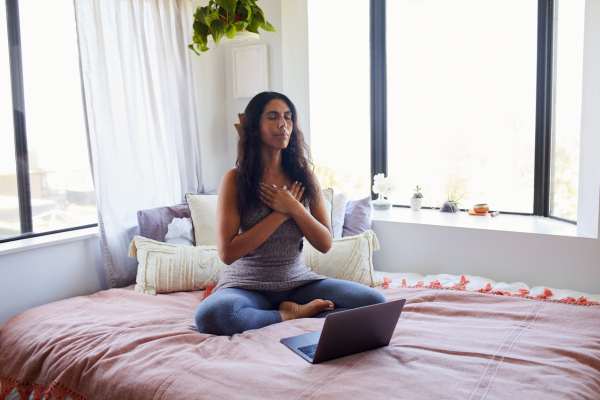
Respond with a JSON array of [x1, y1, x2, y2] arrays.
[[194, 91, 386, 336]]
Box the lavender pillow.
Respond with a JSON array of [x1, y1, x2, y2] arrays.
[[137, 203, 193, 243], [342, 196, 372, 237]]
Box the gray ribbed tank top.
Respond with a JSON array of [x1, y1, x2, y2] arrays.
[[215, 203, 326, 292]]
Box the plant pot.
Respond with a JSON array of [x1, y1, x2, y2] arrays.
[[225, 30, 260, 43], [372, 194, 391, 211], [410, 197, 423, 211], [440, 200, 460, 213]]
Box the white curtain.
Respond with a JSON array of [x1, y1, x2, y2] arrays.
[[75, 0, 203, 288]]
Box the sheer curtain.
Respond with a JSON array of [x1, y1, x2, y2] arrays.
[[75, 0, 203, 288]]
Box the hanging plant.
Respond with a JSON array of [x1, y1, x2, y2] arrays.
[[189, 0, 275, 55]]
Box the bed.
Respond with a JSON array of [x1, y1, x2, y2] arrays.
[[1, 275, 600, 400]]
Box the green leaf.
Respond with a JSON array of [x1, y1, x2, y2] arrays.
[[233, 21, 248, 31], [225, 24, 237, 39], [235, 2, 252, 22], [193, 20, 210, 37], [246, 19, 260, 33], [204, 10, 220, 26], [215, 0, 236, 16], [253, 7, 265, 24], [261, 21, 275, 32], [188, 43, 200, 55], [210, 19, 226, 43]]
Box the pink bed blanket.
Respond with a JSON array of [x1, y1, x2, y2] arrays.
[[1, 287, 599, 400]]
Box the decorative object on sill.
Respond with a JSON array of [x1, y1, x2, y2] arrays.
[[371, 173, 395, 211], [189, 0, 275, 55], [468, 203, 490, 216], [440, 200, 460, 213], [440, 183, 465, 213], [410, 185, 424, 211]]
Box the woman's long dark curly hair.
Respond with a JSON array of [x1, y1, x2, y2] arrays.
[[236, 91, 318, 216]]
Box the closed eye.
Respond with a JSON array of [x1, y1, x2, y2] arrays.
[[265, 111, 292, 120]]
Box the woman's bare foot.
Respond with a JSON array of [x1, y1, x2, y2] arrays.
[[279, 299, 335, 321]]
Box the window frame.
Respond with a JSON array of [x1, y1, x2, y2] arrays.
[[1, 0, 97, 244], [371, 0, 576, 224]]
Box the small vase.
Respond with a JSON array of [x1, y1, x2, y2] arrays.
[[440, 200, 460, 213], [410, 197, 423, 211], [372, 193, 391, 210]]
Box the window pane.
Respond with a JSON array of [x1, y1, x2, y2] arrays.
[[19, 0, 96, 233], [386, 0, 537, 213], [0, 3, 21, 239], [308, 0, 371, 200], [550, 0, 584, 222]]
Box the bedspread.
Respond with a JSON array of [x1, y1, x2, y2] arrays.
[[1, 286, 599, 400]]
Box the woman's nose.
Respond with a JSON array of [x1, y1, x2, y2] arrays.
[[277, 116, 286, 128]]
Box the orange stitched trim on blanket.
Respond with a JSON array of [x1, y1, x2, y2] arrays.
[[203, 283, 216, 299], [1, 376, 87, 400], [379, 276, 600, 306]]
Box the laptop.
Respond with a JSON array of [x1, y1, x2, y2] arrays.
[[280, 299, 406, 364]]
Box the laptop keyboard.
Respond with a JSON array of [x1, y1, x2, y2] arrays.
[[298, 344, 318, 358]]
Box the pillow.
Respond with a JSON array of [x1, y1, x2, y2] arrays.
[[331, 192, 348, 238], [303, 229, 382, 287], [342, 196, 372, 237], [128, 235, 224, 294], [137, 203, 191, 243], [164, 217, 194, 246], [321, 187, 334, 235], [186, 193, 219, 246]]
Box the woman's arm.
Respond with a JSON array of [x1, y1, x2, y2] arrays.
[[259, 179, 332, 254], [217, 169, 288, 265]]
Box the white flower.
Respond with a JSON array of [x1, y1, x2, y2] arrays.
[[372, 173, 395, 197]]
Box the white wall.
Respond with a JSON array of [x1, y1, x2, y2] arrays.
[[372, 206, 600, 294], [0, 236, 104, 325], [577, 0, 600, 238]]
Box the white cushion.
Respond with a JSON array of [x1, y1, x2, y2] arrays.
[[186, 193, 218, 246], [303, 229, 382, 287], [331, 192, 348, 238], [321, 187, 334, 235], [129, 235, 224, 294], [164, 217, 194, 246]]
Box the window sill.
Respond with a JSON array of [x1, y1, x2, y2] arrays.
[[372, 207, 592, 239], [0, 227, 99, 257]]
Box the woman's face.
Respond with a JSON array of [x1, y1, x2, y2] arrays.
[[259, 99, 293, 150]]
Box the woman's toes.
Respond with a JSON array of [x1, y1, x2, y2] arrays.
[[279, 299, 336, 321]]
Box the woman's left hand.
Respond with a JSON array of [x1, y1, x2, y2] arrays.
[[259, 182, 305, 215]]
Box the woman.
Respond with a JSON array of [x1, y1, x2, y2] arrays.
[[194, 92, 385, 336]]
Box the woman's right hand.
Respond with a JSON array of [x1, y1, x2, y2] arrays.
[[259, 181, 305, 217]]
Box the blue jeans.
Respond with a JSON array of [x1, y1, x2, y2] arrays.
[[194, 278, 386, 336]]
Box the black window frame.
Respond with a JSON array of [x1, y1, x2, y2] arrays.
[[370, 0, 576, 224], [0, 0, 97, 244]]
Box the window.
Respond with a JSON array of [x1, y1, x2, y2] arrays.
[[307, 0, 371, 200], [386, 0, 537, 213], [0, 2, 19, 239], [371, 0, 583, 222], [550, 0, 585, 221], [0, 1, 96, 242]]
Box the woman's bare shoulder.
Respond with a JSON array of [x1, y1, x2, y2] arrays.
[[222, 168, 238, 189]]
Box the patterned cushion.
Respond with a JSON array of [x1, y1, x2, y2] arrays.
[[128, 235, 224, 295], [303, 229, 382, 287]]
